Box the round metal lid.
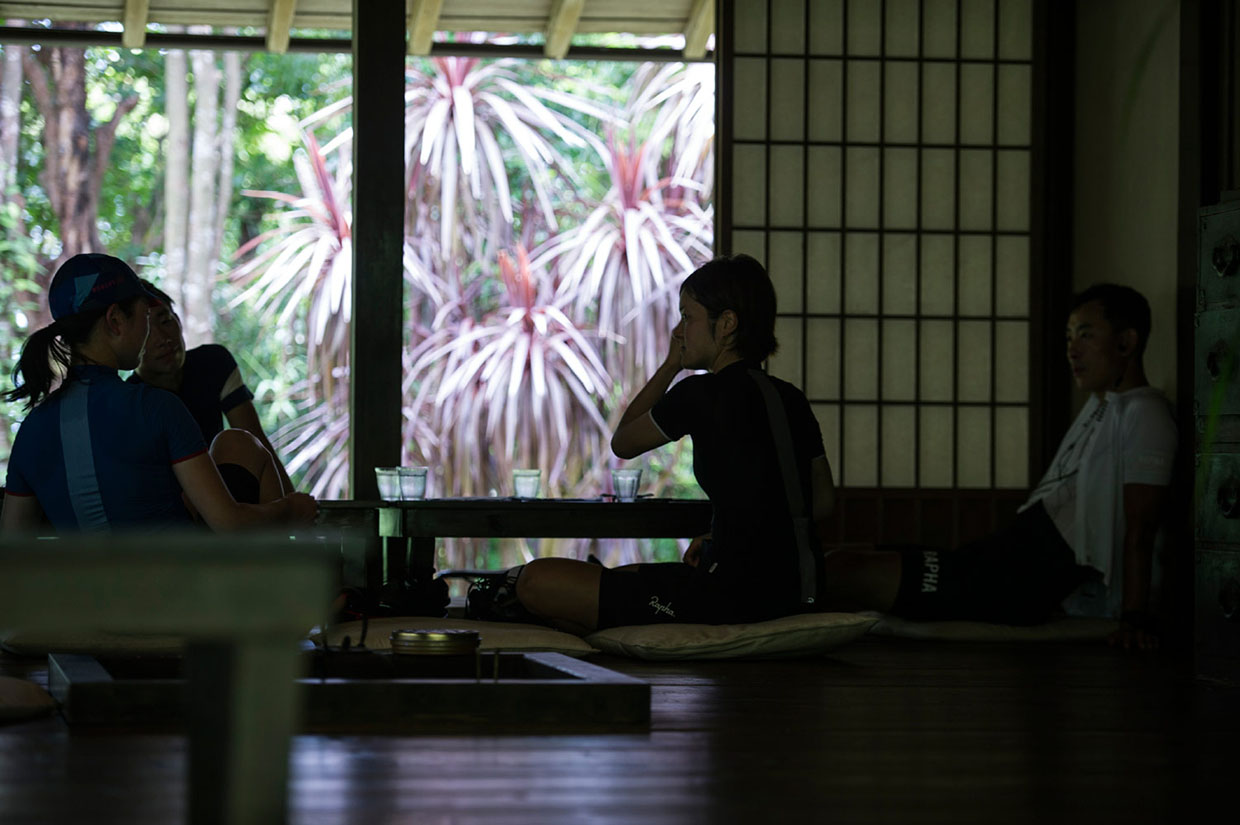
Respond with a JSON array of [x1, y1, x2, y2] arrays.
[[389, 628, 481, 656]]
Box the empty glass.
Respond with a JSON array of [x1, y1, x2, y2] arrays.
[[374, 467, 401, 501], [513, 469, 541, 498], [612, 468, 642, 502], [399, 467, 428, 500]]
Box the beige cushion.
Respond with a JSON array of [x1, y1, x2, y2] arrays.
[[864, 613, 1119, 641], [0, 629, 184, 657], [322, 617, 598, 657], [0, 676, 56, 722], [585, 612, 877, 661]]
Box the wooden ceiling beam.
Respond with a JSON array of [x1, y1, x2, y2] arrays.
[[683, 0, 714, 60], [544, 0, 584, 60], [408, 0, 444, 56], [121, 0, 150, 49], [265, 0, 297, 54]]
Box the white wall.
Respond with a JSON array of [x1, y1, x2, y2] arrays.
[[1074, 0, 1180, 401]]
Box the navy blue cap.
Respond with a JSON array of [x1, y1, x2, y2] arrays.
[[48, 254, 157, 321]]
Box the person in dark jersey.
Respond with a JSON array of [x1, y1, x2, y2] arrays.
[[0, 253, 316, 532], [129, 280, 294, 501], [511, 254, 836, 634]]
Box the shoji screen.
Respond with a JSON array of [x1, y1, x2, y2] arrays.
[[718, 0, 1038, 544]]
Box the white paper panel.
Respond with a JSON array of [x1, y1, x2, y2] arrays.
[[920, 148, 955, 230], [882, 233, 918, 314], [808, 59, 843, 142], [770, 316, 804, 385], [919, 319, 954, 401], [845, 146, 880, 228], [844, 319, 878, 400], [920, 235, 955, 315], [735, 0, 770, 53], [956, 406, 992, 488], [772, 0, 808, 54], [733, 58, 768, 141], [844, 405, 878, 486], [995, 235, 1030, 315], [959, 149, 993, 231], [732, 145, 767, 227], [883, 148, 918, 230], [995, 406, 1029, 488], [960, 0, 995, 59], [921, 62, 957, 144], [996, 149, 1030, 231], [882, 406, 917, 486], [809, 0, 844, 55], [807, 318, 840, 399], [882, 319, 917, 401], [732, 230, 766, 262], [846, 0, 882, 56], [957, 320, 992, 402], [844, 233, 879, 313], [958, 234, 992, 316], [806, 232, 842, 313], [998, 0, 1033, 60], [807, 146, 842, 227], [960, 63, 995, 145], [884, 61, 919, 144], [769, 231, 804, 313], [813, 403, 841, 481], [919, 405, 954, 487], [846, 60, 881, 143], [885, 0, 921, 57], [998, 64, 1031, 145], [922, 0, 958, 58], [995, 320, 1029, 402], [770, 59, 806, 141], [770, 146, 805, 227]]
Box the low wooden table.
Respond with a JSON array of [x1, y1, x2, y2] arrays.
[[318, 498, 713, 613]]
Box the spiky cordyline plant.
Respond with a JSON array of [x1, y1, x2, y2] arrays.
[[403, 245, 612, 502], [229, 130, 353, 496]]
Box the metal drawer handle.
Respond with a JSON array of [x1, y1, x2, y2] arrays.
[[1220, 477, 1240, 519], [1213, 239, 1239, 278], [1222, 578, 1240, 622]]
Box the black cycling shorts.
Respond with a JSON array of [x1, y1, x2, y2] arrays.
[[216, 462, 261, 505]]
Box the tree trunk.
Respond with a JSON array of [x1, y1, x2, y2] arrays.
[[184, 38, 220, 347], [163, 42, 190, 308], [0, 27, 25, 197], [22, 32, 138, 328], [213, 48, 242, 269]]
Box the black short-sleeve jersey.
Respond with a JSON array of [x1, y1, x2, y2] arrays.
[[651, 360, 825, 614], [128, 344, 254, 444]]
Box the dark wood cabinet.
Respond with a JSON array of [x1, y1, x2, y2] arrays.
[[1195, 200, 1240, 683]]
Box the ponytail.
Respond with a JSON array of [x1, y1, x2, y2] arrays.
[[4, 299, 137, 409]]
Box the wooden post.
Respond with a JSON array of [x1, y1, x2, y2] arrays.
[[351, 0, 407, 499]]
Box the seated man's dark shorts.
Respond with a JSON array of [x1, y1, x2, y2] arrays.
[[216, 462, 261, 505], [597, 563, 716, 629], [887, 501, 1092, 625]]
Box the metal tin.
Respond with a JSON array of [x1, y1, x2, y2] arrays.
[[389, 628, 481, 656]]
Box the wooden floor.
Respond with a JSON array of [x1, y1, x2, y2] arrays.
[[1, 638, 1237, 824]]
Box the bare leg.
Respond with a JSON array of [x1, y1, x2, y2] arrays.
[[819, 548, 903, 612], [515, 557, 604, 636], [209, 429, 285, 504]]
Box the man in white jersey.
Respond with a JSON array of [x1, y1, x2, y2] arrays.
[[818, 284, 1177, 651]]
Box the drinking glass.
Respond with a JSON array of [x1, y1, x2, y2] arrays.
[[399, 467, 428, 500], [612, 468, 642, 502], [513, 469, 541, 498], [374, 467, 401, 501]]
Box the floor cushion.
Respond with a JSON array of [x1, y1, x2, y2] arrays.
[[321, 617, 599, 657], [0, 676, 56, 722], [864, 613, 1119, 641], [585, 612, 877, 661]]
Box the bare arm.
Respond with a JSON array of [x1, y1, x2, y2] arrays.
[[1108, 482, 1169, 651], [172, 453, 315, 530], [611, 334, 683, 459], [225, 400, 293, 494], [0, 494, 45, 533]]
